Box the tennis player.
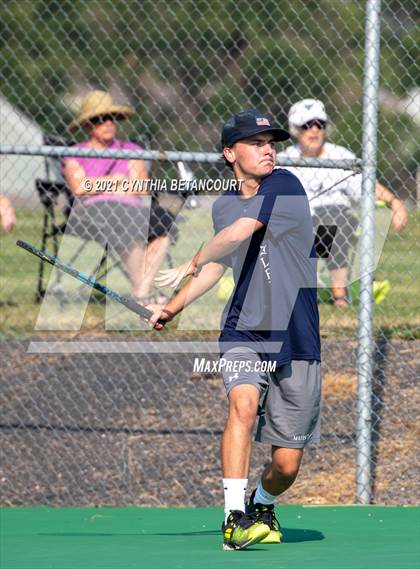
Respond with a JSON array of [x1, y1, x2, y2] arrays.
[[147, 109, 321, 551]]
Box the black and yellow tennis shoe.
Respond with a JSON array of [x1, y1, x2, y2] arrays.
[[222, 510, 270, 550], [246, 489, 283, 544]]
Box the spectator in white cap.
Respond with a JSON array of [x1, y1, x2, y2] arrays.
[[279, 99, 408, 307]]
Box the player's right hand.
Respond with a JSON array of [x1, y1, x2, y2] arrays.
[[145, 304, 173, 330]]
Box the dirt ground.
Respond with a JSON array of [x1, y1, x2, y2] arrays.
[[0, 338, 418, 506]]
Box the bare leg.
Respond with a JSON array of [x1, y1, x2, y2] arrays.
[[330, 267, 349, 307], [221, 384, 260, 478], [260, 446, 303, 496], [144, 235, 171, 294], [122, 235, 171, 300], [122, 243, 149, 299]]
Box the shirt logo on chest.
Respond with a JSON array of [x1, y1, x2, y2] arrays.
[[259, 243, 271, 284]]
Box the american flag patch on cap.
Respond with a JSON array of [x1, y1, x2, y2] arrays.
[[256, 117, 270, 126]]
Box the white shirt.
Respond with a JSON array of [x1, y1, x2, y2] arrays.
[[278, 142, 362, 212]]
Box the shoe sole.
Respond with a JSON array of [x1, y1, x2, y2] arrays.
[[222, 525, 270, 550]]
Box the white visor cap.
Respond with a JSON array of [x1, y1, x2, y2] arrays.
[[288, 99, 328, 128]]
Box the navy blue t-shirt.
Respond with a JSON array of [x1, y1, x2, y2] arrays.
[[212, 168, 320, 367]]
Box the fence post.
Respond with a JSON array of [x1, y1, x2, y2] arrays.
[[356, 0, 382, 504]]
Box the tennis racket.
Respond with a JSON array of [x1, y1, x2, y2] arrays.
[[16, 240, 153, 319]]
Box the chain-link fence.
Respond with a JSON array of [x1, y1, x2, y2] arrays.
[[0, 0, 418, 507]]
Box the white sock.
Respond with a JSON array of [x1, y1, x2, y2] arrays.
[[254, 480, 276, 505], [223, 478, 248, 522]]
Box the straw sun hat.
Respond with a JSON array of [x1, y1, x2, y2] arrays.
[[69, 90, 134, 131]]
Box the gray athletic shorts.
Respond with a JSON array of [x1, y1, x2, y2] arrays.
[[221, 347, 322, 448]]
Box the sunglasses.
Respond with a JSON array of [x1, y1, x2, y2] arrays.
[[88, 114, 117, 126], [300, 120, 327, 130]]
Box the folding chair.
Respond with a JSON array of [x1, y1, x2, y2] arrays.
[[35, 134, 127, 302], [35, 135, 195, 302]]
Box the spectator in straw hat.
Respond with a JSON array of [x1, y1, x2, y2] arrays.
[[63, 90, 175, 303], [279, 99, 408, 307]]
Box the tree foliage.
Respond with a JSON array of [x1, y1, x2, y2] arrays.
[[1, 0, 418, 197]]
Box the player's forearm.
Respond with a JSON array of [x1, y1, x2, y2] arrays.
[[165, 262, 225, 316]]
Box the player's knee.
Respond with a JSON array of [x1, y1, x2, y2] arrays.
[[272, 459, 300, 482], [228, 396, 257, 429]]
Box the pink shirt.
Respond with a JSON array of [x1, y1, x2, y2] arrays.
[[66, 139, 146, 207]]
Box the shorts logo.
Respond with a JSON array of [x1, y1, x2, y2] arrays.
[[256, 117, 270, 126], [292, 433, 313, 441], [229, 372, 240, 382]]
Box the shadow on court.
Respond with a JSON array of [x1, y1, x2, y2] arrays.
[[146, 527, 325, 542], [282, 527, 325, 542], [39, 527, 324, 542]]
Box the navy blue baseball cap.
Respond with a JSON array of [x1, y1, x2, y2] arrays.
[[221, 109, 290, 147]]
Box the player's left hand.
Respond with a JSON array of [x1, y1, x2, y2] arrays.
[[155, 259, 196, 289], [391, 200, 408, 232]]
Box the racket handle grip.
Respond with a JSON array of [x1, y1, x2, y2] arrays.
[[123, 297, 153, 319]]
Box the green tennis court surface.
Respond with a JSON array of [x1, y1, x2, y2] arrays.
[[1, 505, 418, 569]]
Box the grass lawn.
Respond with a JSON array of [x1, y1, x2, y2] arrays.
[[1, 203, 419, 340]]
